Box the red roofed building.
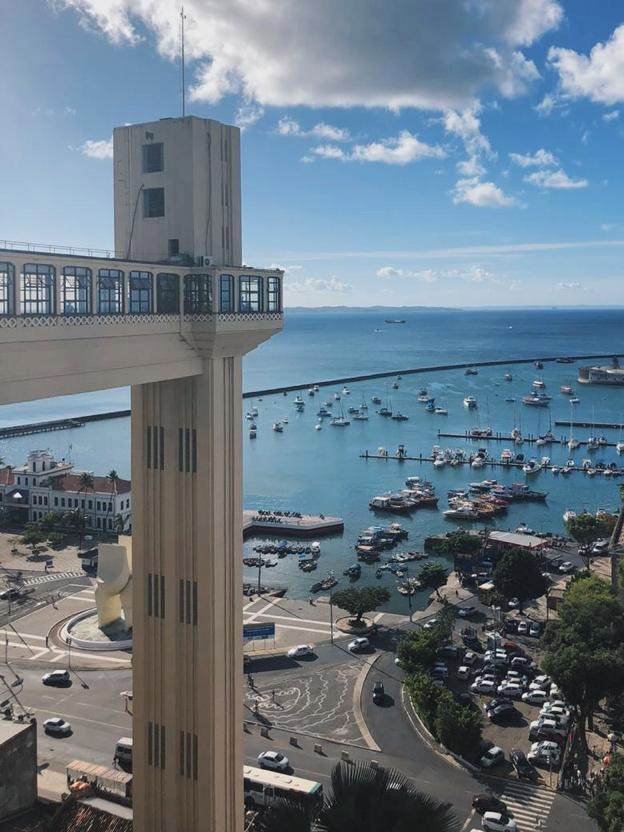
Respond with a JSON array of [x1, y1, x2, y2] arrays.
[[0, 450, 131, 532]]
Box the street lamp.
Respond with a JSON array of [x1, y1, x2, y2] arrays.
[[329, 593, 334, 644], [67, 636, 72, 672]]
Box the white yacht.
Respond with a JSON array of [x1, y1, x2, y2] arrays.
[[249, 426, 257, 439], [617, 442, 624, 454], [500, 448, 513, 463], [334, 392, 341, 400], [563, 509, 577, 523], [272, 422, 284, 432], [342, 386, 351, 395], [532, 379, 545, 389], [315, 423, 322, 431], [434, 406, 448, 415], [463, 396, 477, 408], [471, 457, 485, 468], [504, 372, 512, 381], [522, 459, 540, 475], [560, 385, 573, 395], [568, 437, 580, 450]]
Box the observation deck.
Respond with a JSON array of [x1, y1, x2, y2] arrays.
[[0, 248, 282, 404]]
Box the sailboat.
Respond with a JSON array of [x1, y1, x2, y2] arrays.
[[567, 400, 579, 450], [330, 403, 350, 426], [617, 417, 624, 454]]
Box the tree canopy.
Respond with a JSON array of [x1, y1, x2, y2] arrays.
[[418, 563, 448, 599], [589, 753, 624, 832], [492, 549, 548, 611], [566, 512, 616, 547], [331, 586, 390, 622], [542, 576, 624, 745], [257, 761, 459, 832]]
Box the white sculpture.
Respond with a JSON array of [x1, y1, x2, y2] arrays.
[[95, 535, 133, 630]]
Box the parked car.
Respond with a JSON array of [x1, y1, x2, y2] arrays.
[[504, 670, 528, 687], [458, 606, 477, 618], [529, 622, 542, 637], [472, 793, 507, 815], [41, 670, 70, 687], [480, 746, 505, 768], [432, 665, 449, 679], [287, 644, 313, 658], [559, 561, 575, 573], [528, 741, 561, 766], [437, 644, 459, 658], [530, 675, 552, 691], [542, 703, 570, 718], [348, 637, 370, 653], [257, 751, 289, 771], [482, 811, 518, 832], [456, 665, 471, 680], [507, 597, 519, 609], [423, 619, 438, 630], [510, 656, 537, 673], [43, 718, 72, 737], [372, 681, 385, 704], [472, 679, 496, 695], [529, 719, 566, 741], [463, 650, 478, 666], [487, 702, 517, 721], [496, 682, 523, 699], [516, 620, 529, 635], [522, 690, 549, 706], [510, 749, 537, 780]]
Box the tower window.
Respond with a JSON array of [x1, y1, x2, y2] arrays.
[[0, 262, 15, 315], [239, 276, 262, 313], [128, 271, 153, 313], [219, 274, 234, 312], [156, 274, 180, 313], [22, 264, 55, 315], [184, 275, 212, 314], [62, 266, 91, 314], [98, 269, 124, 314], [143, 188, 165, 218], [142, 142, 164, 173], [168, 239, 179, 257]]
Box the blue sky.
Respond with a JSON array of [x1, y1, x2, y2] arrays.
[[1, 1, 623, 307]]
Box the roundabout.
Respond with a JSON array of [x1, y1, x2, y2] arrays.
[[59, 608, 133, 652]]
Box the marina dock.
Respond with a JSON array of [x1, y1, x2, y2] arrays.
[[436, 431, 618, 448], [243, 510, 344, 538], [554, 420, 624, 430], [0, 409, 130, 439], [360, 450, 624, 475]]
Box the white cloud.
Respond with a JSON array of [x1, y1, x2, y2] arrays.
[[350, 131, 445, 164], [442, 103, 492, 157], [285, 276, 353, 294], [525, 169, 587, 189], [456, 156, 486, 177], [452, 177, 518, 207], [603, 110, 619, 122], [80, 137, 113, 159], [557, 281, 581, 290], [235, 103, 264, 130], [548, 24, 624, 106], [376, 265, 500, 284], [57, 0, 562, 111], [310, 131, 444, 165], [276, 118, 350, 142], [509, 148, 558, 167]]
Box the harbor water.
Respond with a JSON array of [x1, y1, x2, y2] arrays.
[[1, 307, 623, 613]]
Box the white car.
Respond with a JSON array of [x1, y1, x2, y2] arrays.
[[559, 561, 574, 573], [257, 750, 289, 771], [496, 683, 523, 699], [41, 670, 70, 686], [463, 650, 478, 666], [348, 637, 370, 653], [507, 597, 519, 609], [516, 620, 529, 635], [482, 811, 518, 832], [529, 719, 566, 739], [423, 619, 438, 630], [480, 746, 505, 768], [544, 700, 568, 712], [43, 718, 72, 736], [528, 742, 561, 765], [287, 644, 313, 658], [471, 679, 496, 695], [522, 690, 549, 705], [456, 665, 471, 680], [530, 675, 551, 691]]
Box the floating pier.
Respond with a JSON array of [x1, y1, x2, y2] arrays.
[[243, 510, 344, 538], [554, 420, 624, 430], [360, 450, 624, 475], [0, 409, 130, 439], [436, 431, 617, 448]]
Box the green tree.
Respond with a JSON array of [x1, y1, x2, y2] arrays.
[[47, 531, 66, 547], [114, 514, 127, 535], [566, 512, 617, 570], [405, 670, 444, 729], [435, 696, 483, 760], [418, 563, 448, 600], [20, 528, 46, 549], [331, 586, 390, 624], [257, 761, 458, 832], [104, 469, 120, 532], [492, 549, 548, 612], [397, 629, 443, 672], [589, 753, 624, 832], [542, 577, 624, 748]]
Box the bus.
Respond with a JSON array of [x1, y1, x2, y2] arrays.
[[243, 765, 323, 815]]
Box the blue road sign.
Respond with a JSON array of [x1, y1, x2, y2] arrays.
[[243, 622, 275, 641]]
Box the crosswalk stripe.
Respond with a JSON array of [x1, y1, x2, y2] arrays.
[[499, 781, 555, 831], [22, 571, 84, 586]]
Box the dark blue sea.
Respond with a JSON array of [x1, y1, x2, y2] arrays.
[[1, 307, 623, 612]]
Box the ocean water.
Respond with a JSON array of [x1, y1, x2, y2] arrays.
[[1, 307, 623, 613]]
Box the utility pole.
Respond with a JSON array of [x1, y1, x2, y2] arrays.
[[67, 636, 72, 672], [329, 593, 334, 644], [257, 557, 263, 597]]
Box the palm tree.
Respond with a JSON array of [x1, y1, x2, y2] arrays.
[[256, 762, 458, 832], [77, 472, 95, 545], [105, 469, 120, 533], [114, 513, 126, 536]]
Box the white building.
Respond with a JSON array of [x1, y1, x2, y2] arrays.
[[0, 450, 131, 531]]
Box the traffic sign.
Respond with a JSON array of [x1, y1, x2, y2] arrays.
[[243, 622, 275, 641]]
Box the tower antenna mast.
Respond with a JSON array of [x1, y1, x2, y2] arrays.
[[180, 5, 186, 117]]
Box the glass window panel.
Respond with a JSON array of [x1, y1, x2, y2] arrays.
[[143, 188, 165, 218], [62, 266, 91, 314], [156, 273, 180, 313], [219, 274, 234, 312], [98, 269, 124, 314], [239, 276, 262, 313], [184, 275, 212, 314], [129, 271, 153, 313], [0, 262, 15, 315], [267, 276, 281, 312], [21, 264, 55, 315], [143, 142, 164, 173]]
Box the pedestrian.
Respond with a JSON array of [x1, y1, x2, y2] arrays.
[[247, 673, 254, 688], [455, 589, 459, 597], [45, 635, 49, 649], [271, 689, 276, 702]]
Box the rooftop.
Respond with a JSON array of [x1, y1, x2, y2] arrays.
[[0, 718, 33, 746], [50, 474, 131, 494], [488, 530, 547, 550]]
